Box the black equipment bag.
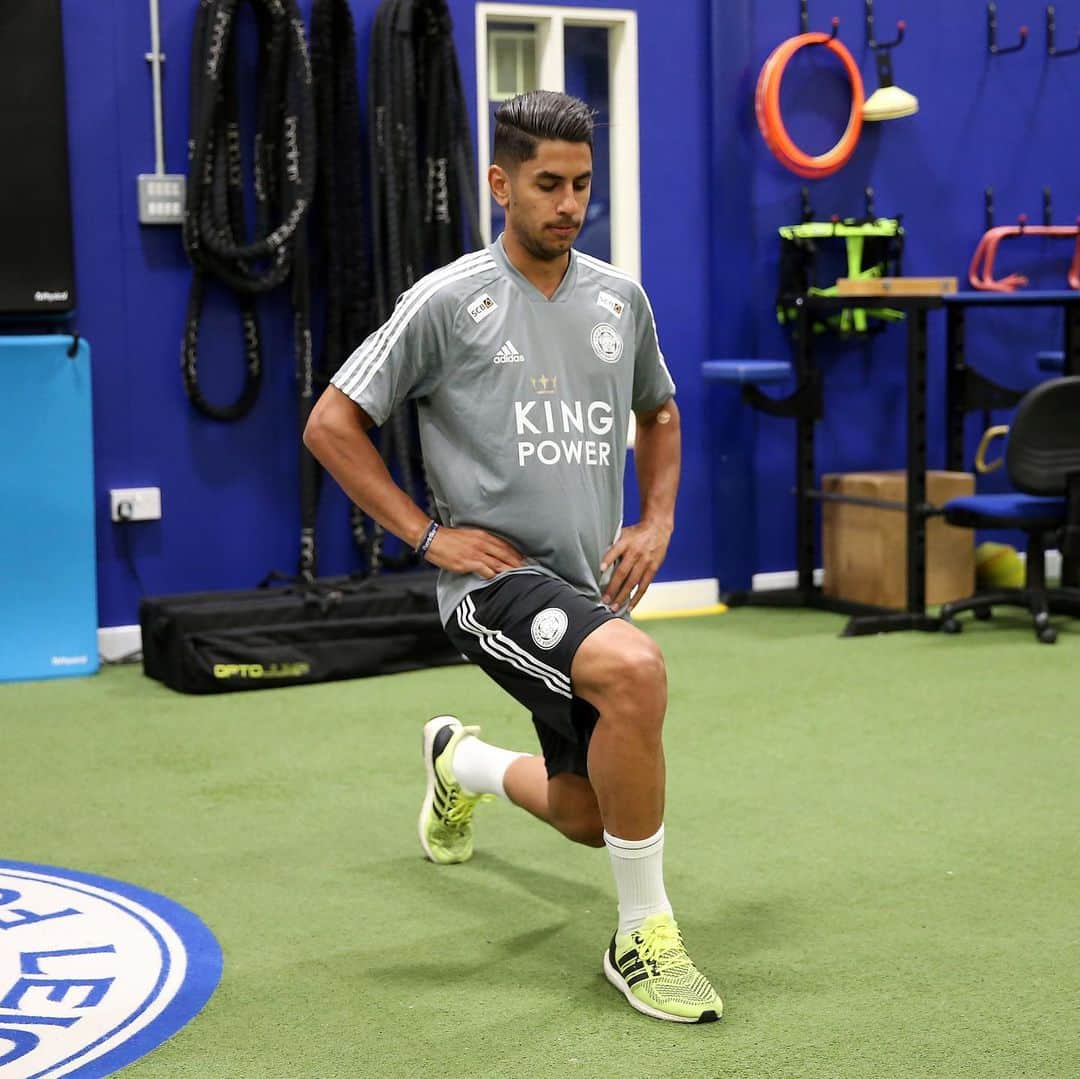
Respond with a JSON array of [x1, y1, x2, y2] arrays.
[[140, 571, 465, 694]]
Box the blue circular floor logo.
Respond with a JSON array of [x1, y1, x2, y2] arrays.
[[0, 861, 222, 1078]]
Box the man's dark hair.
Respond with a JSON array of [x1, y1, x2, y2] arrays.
[[493, 90, 594, 170]]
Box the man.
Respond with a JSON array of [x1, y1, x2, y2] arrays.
[[304, 90, 721, 1024]]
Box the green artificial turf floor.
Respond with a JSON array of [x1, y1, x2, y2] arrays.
[[2, 607, 1077, 1078]]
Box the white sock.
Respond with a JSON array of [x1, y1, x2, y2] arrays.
[[451, 734, 528, 800], [604, 825, 674, 934]]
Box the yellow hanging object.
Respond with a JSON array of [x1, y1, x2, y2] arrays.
[[863, 83, 919, 121], [863, 48, 919, 122]]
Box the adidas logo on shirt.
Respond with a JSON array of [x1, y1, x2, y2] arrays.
[[493, 340, 525, 365]]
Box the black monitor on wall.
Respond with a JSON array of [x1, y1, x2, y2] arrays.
[[0, 0, 76, 319]]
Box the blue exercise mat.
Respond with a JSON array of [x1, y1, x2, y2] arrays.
[[0, 335, 98, 681]]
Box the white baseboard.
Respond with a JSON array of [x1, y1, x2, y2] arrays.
[[631, 578, 720, 617], [97, 578, 725, 653], [95, 553, 1066, 653], [98, 625, 142, 662], [752, 568, 824, 591], [749, 551, 1063, 594]]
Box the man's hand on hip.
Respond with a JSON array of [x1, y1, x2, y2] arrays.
[[600, 520, 673, 612], [425, 527, 526, 579]]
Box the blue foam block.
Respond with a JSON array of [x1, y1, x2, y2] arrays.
[[0, 335, 98, 681], [702, 359, 793, 384]]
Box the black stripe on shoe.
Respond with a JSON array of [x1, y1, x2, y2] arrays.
[[431, 724, 455, 765], [435, 773, 451, 801]]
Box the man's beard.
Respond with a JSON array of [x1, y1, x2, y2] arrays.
[[511, 216, 574, 262]]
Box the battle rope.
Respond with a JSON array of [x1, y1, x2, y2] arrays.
[[182, 0, 315, 427], [366, 0, 481, 574], [308, 0, 374, 573]]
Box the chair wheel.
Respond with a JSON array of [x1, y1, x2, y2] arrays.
[[974, 606, 992, 621], [1038, 626, 1058, 644], [942, 618, 963, 635]]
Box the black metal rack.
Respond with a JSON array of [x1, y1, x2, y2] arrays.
[[723, 289, 1080, 636], [944, 291, 1080, 469]]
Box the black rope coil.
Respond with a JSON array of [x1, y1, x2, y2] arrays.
[[367, 0, 481, 573], [310, 0, 374, 568], [182, 0, 316, 425], [311, 0, 372, 382]]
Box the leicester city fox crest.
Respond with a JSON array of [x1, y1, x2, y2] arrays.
[[0, 860, 222, 1076], [531, 608, 568, 650], [590, 323, 623, 364]]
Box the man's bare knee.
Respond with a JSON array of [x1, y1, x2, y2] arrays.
[[602, 646, 667, 738], [573, 622, 668, 717], [620, 640, 666, 700]]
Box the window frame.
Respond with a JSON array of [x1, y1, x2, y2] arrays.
[[488, 28, 538, 101], [474, 3, 641, 282]]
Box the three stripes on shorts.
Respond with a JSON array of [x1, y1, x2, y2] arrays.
[[456, 593, 571, 699]]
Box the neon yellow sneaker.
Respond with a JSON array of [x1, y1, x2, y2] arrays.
[[603, 913, 723, 1023], [418, 716, 493, 864]]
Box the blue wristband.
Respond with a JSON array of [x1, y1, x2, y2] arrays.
[[416, 520, 440, 558]]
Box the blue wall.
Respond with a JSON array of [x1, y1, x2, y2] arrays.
[[59, 0, 713, 628], [62, 0, 1080, 629], [726, 0, 1080, 574]]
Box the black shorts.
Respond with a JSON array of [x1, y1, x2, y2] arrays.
[[444, 572, 618, 779]]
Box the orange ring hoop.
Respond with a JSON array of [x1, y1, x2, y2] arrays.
[[755, 33, 865, 180]]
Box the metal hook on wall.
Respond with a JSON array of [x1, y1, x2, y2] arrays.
[[988, 3, 1028, 54], [866, 0, 906, 50], [1047, 6, 1080, 56], [800, 0, 840, 39]]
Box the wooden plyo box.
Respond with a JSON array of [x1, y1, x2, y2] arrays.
[[822, 471, 976, 610]]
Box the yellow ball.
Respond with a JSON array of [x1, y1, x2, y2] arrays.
[[975, 542, 1024, 589]]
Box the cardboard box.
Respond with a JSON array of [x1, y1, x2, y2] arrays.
[[822, 471, 976, 609]]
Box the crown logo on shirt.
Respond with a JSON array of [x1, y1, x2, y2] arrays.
[[530, 375, 557, 395]]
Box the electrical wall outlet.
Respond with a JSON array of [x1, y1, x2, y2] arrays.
[[137, 174, 186, 225], [110, 486, 162, 523]]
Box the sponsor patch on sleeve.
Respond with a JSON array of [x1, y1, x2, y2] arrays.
[[597, 290, 626, 319], [467, 293, 498, 324]]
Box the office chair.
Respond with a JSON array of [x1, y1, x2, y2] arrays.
[[939, 375, 1080, 643]]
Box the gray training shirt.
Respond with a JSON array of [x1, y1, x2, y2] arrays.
[[331, 235, 676, 624]]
